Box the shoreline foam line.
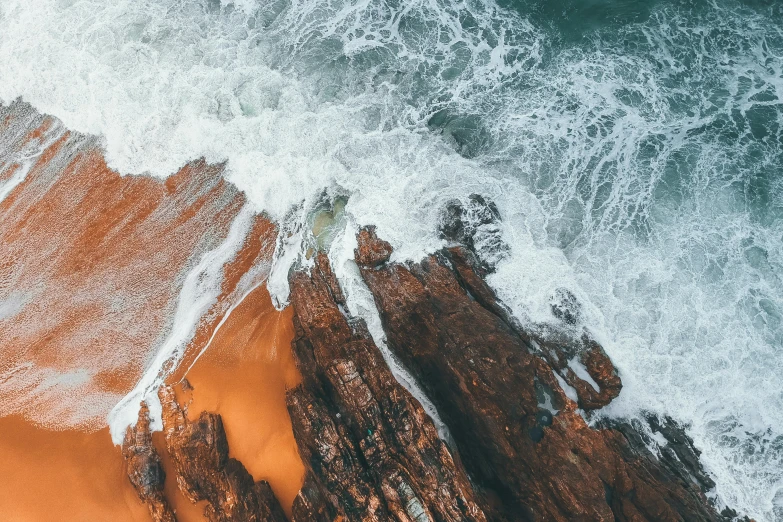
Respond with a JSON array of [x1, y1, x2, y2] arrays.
[[176, 277, 270, 384], [107, 204, 256, 444]]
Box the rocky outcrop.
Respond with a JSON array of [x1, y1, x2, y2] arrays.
[[285, 252, 487, 521], [441, 205, 621, 412], [355, 226, 726, 522], [122, 404, 176, 522], [121, 224, 738, 522], [157, 386, 288, 522]]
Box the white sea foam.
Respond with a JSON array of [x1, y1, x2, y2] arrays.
[[0, 0, 781, 518], [107, 204, 255, 443], [0, 112, 65, 203]]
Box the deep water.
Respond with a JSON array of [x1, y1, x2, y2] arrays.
[[0, 0, 781, 518]]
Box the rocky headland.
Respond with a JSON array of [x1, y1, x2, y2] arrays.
[[0, 96, 744, 522], [124, 220, 748, 521]]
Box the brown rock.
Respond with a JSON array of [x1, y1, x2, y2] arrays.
[[291, 473, 336, 522], [157, 386, 288, 522], [566, 336, 623, 411], [122, 403, 177, 522], [354, 226, 393, 268], [447, 245, 621, 411], [286, 251, 487, 522], [356, 226, 725, 522]]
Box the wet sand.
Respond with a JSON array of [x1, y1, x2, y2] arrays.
[[0, 283, 302, 522], [172, 283, 304, 516], [0, 101, 245, 430], [0, 102, 304, 520], [0, 416, 149, 521]]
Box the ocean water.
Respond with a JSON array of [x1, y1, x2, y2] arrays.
[[0, 0, 781, 519]]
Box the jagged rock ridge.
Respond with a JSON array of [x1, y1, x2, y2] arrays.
[[355, 225, 734, 522], [286, 252, 487, 521], [157, 385, 289, 522], [122, 221, 747, 522]]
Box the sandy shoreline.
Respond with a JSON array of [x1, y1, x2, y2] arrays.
[[0, 101, 303, 520]]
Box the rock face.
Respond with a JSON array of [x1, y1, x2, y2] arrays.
[[285, 252, 487, 521], [122, 404, 176, 522], [121, 224, 741, 522], [440, 212, 621, 412], [355, 226, 726, 522], [157, 386, 288, 522]]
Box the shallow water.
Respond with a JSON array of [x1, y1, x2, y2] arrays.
[[0, 0, 781, 519]]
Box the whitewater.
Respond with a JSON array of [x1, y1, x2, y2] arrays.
[[0, 0, 780, 519]]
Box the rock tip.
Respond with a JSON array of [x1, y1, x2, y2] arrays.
[[355, 226, 393, 268]]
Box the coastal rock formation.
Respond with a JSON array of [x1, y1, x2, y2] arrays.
[[157, 386, 288, 522], [121, 404, 176, 522], [285, 252, 487, 521], [120, 226, 740, 522], [355, 226, 726, 522], [440, 202, 621, 412], [439, 194, 509, 271]]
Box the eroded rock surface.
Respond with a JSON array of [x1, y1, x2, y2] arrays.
[[446, 232, 622, 412], [122, 404, 176, 522], [356, 226, 728, 522], [157, 386, 288, 522], [286, 252, 487, 522]]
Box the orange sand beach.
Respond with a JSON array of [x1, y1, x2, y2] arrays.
[[0, 101, 304, 520]]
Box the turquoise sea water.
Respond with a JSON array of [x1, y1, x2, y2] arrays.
[[0, 0, 780, 518]]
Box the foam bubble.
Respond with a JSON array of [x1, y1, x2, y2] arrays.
[[108, 204, 256, 443]]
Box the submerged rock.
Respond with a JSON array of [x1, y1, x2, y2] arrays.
[[550, 287, 582, 326], [603, 413, 719, 494], [439, 194, 509, 271]]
